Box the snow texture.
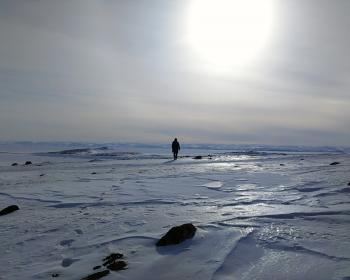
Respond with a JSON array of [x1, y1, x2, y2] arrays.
[[0, 143, 350, 279]]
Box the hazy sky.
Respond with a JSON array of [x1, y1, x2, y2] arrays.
[[1, 0, 349, 145]]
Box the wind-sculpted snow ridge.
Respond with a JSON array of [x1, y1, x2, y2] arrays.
[[0, 142, 350, 279]]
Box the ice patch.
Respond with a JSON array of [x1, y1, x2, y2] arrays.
[[203, 181, 223, 189]]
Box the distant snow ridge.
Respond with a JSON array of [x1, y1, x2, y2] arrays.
[[50, 147, 109, 155], [37, 143, 349, 162], [47, 147, 168, 160]]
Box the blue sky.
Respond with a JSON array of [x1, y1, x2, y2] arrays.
[[0, 0, 349, 145]]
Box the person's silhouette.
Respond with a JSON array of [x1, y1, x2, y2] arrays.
[[172, 138, 180, 160]]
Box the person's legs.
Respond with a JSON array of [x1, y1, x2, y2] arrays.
[[173, 152, 176, 160], [175, 151, 178, 159]]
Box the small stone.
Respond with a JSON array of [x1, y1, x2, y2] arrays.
[[107, 260, 127, 271], [91, 172, 97, 175], [93, 265, 101, 270], [0, 205, 19, 216], [25, 161, 32, 165], [280, 163, 285, 166], [193, 156, 202, 160], [52, 273, 59, 277], [40, 174, 45, 177], [59, 239, 74, 246], [156, 223, 197, 246], [11, 163, 18, 166], [330, 162, 340, 165], [62, 258, 75, 267], [347, 182, 350, 186], [75, 229, 83, 234], [81, 270, 110, 280]]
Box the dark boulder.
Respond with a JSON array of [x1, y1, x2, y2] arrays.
[[348, 182, 350, 186], [280, 163, 285, 166], [25, 161, 32, 165], [81, 270, 110, 280], [107, 260, 127, 271], [193, 156, 202, 160], [330, 162, 340, 166], [0, 205, 19, 216], [11, 163, 18, 166], [156, 223, 196, 246]]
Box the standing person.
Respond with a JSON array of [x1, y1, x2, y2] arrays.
[[172, 138, 180, 160]]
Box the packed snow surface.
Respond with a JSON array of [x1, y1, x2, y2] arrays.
[[0, 143, 350, 279]]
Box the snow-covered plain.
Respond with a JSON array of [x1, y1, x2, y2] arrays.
[[1, 143, 350, 279]]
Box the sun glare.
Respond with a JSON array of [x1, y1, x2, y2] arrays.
[[186, 0, 275, 71]]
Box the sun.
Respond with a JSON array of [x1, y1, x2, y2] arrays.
[[186, 0, 275, 70]]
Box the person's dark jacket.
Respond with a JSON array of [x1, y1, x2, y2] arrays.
[[172, 140, 180, 152]]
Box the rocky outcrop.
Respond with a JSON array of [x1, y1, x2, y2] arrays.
[[102, 253, 123, 267], [81, 252, 126, 280], [81, 270, 110, 280], [0, 205, 19, 216], [156, 223, 196, 246], [107, 261, 127, 271]]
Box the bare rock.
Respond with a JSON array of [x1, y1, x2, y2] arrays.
[[330, 162, 340, 166], [25, 161, 32, 165], [193, 156, 202, 160], [0, 205, 19, 216], [156, 223, 196, 246], [107, 260, 127, 271], [93, 266, 101, 270], [102, 253, 123, 267], [11, 163, 18, 166], [348, 182, 350, 186], [81, 270, 110, 280]]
